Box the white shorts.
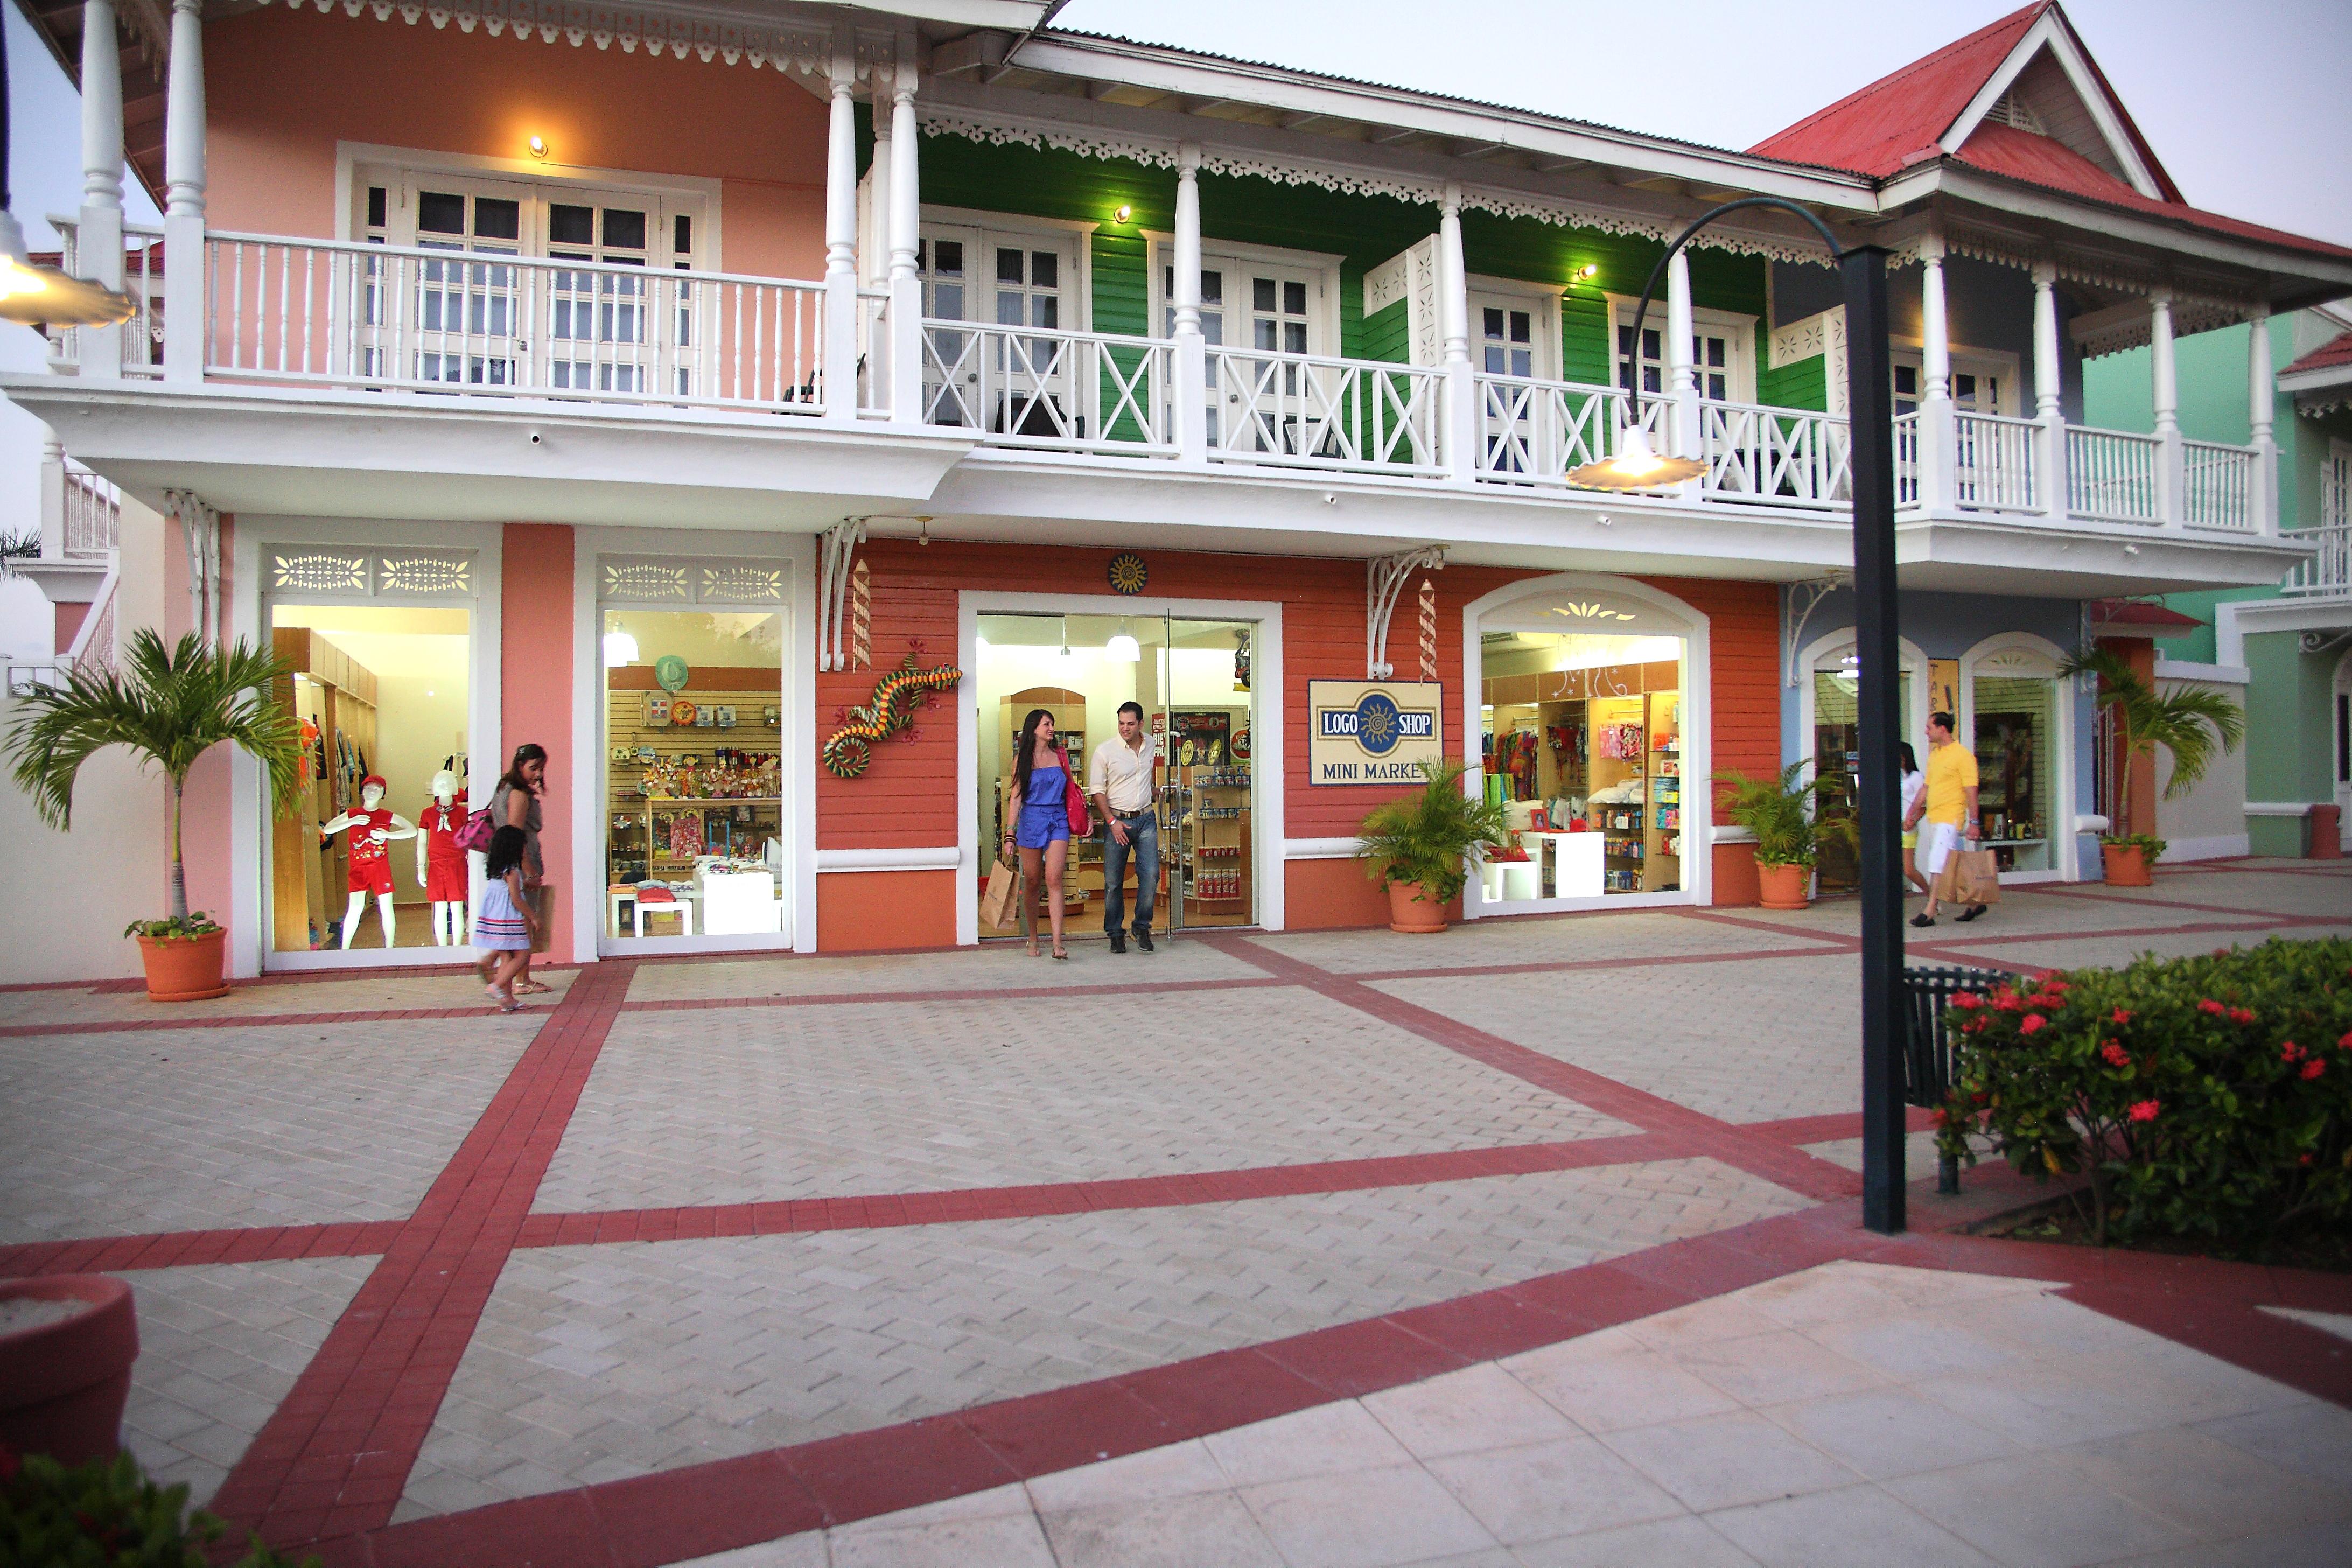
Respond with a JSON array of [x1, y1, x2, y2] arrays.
[[1919, 820, 1962, 876]]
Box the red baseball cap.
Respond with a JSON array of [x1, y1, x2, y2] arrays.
[[361, 774, 387, 790]]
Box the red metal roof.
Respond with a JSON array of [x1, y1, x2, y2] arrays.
[[1953, 120, 2139, 204], [2091, 599, 2206, 635], [2284, 329, 2352, 377]]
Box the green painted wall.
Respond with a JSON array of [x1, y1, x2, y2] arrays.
[[2245, 629, 2338, 804], [1759, 354, 1828, 414], [2082, 316, 2321, 528]]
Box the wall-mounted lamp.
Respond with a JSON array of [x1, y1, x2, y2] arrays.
[[528, 135, 550, 159], [1571, 264, 1600, 282], [1112, 204, 1133, 225]]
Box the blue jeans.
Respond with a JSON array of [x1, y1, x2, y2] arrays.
[[1102, 814, 1158, 935]]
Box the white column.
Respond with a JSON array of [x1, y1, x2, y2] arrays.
[[1916, 234, 1956, 510], [2032, 258, 2068, 516], [37, 429, 66, 561], [1171, 141, 1207, 465], [2248, 304, 2278, 535], [1439, 182, 1476, 484], [821, 29, 861, 421], [1665, 248, 1699, 468], [78, 0, 125, 375], [2150, 287, 2183, 524], [162, 0, 206, 385], [887, 35, 923, 427]]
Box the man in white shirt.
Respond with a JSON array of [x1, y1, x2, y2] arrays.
[[1089, 701, 1159, 953]]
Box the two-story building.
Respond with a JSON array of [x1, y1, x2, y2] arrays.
[[6, 0, 2348, 982]]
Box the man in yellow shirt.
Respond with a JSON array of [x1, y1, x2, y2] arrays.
[[1903, 710, 1985, 927]]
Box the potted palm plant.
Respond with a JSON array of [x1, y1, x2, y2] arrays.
[[1715, 761, 1828, 910], [2059, 645, 2244, 887], [6, 631, 301, 999], [1357, 761, 1512, 933]]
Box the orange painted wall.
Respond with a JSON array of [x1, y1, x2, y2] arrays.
[[817, 870, 961, 952], [204, 7, 828, 279], [501, 524, 575, 963], [815, 543, 1782, 942], [2096, 637, 2160, 838], [165, 514, 235, 929]]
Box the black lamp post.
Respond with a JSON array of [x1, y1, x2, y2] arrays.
[[1572, 198, 1908, 1234]]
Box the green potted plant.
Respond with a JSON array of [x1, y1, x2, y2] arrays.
[[1357, 761, 1512, 932], [2059, 646, 2244, 887], [6, 631, 301, 1000], [0, 1447, 319, 1565], [1714, 761, 1828, 910]]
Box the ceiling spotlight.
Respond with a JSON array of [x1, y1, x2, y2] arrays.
[[1112, 204, 1134, 225], [1107, 618, 1140, 662], [1572, 264, 1599, 282], [528, 135, 550, 159]]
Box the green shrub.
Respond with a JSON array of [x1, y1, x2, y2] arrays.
[[1935, 937, 2352, 1253], [0, 1447, 319, 1567], [1357, 761, 1511, 903]]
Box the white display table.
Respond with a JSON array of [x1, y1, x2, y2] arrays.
[[696, 865, 778, 935], [1522, 830, 1606, 899]]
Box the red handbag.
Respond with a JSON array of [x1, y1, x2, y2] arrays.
[[1060, 748, 1091, 835]]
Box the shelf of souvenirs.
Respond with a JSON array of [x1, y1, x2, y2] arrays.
[[628, 752, 782, 801]]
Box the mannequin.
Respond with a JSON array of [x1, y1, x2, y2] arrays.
[[417, 770, 470, 946], [321, 775, 416, 949]]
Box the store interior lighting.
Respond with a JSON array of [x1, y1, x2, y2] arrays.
[[603, 624, 639, 666], [1107, 618, 1140, 662]]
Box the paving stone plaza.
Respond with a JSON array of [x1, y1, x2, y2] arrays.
[[5, 863, 2351, 1566]]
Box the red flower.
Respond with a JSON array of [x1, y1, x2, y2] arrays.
[[2112, 1009, 2132, 1025], [2304, 1060, 2326, 1081], [2229, 1006, 2256, 1025], [2197, 999, 2226, 1016], [2030, 993, 2064, 1011], [2127, 1100, 2161, 1122], [2020, 1014, 2047, 1035], [1929, 1108, 1949, 1127], [2101, 1041, 2131, 1068], [2339, 1030, 2352, 1051], [2283, 1042, 2306, 1063], [1951, 992, 1983, 1011]]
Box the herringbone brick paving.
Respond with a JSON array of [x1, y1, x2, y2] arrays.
[[621, 940, 1262, 1003], [534, 988, 1639, 1213], [1256, 909, 1831, 974]]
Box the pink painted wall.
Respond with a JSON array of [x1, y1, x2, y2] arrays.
[[500, 523, 576, 963], [205, 6, 829, 279], [54, 600, 88, 655]]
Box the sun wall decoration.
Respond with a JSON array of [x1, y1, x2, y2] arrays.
[[822, 648, 963, 779]]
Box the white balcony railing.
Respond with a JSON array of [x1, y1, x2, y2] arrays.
[[63, 463, 119, 555], [1954, 411, 2039, 513], [1210, 350, 1444, 476], [920, 321, 1175, 455], [2067, 425, 2163, 525], [1892, 412, 1921, 506], [2283, 523, 2350, 596], [1697, 400, 1850, 507], [201, 233, 865, 414], [2182, 439, 2257, 532], [1472, 375, 1650, 485], [47, 217, 164, 378]]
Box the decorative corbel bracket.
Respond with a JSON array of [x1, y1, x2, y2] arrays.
[[1782, 573, 1849, 688], [1368, 547, 1445, 680], [817, 517, 868, 672], [165, 488, 220, 647]]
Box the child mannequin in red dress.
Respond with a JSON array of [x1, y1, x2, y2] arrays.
[[321, 776, 416, 949]]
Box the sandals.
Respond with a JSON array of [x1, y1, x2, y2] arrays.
[[1051, 947, 1069, 961], [513, 978, 552, 995]]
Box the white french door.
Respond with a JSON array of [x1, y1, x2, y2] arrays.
[[403, 178, 528, 388], [1473, 292, 1546, 473], [919, 226, 1080, 433], [1618, 312, 1739, 401], [1163, 261, 1230, 447], [1222, 262, 1324, 456]]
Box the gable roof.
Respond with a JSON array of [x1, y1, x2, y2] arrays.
[[2282, 330, 2352, 380]]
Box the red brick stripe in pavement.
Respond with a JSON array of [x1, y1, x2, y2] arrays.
[[1204, 934, 1865, 1204], [0, 1221, 403, 1280], [204, 960, 638, 1550], [0, 1006, 499, 1040]]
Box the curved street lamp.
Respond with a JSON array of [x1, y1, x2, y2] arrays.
[[0, 23, 137, 329], [1576, 197, 1912, 1234]]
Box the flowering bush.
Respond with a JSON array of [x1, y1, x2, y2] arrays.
[[1936, 937, 2352, 1252], [0, 1447, 317, 1566]]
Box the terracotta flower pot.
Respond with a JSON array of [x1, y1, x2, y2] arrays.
[[1756, 862, 1812, 911], [1386, 878, 1447, 934], [2102, 843, 2153, 887], [136, 927, 229, 1002], [0, 1276, 138, 1466]]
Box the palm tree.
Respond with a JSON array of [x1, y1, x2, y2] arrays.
[[6, 631, 303, 927], [2060, 644, 2245, 843]]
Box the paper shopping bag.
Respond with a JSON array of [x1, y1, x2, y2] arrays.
[[1936, 849, 2001, 906], [979, 859, 1022, 930], [528, 882, 556, 952]]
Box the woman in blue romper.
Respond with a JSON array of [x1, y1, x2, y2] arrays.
[[999, 706, 1075, 958]]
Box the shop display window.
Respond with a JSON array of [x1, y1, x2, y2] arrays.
[[269, 604, 472, 953], [1973, 675, 2054, 873], [1480, 631, 1685, 902], [1811, 662, 1915, 893], [602, 607, 785, 943], [975, 613, 1258, 940]]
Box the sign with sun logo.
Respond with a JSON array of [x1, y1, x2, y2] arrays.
[[1107, 552, 1149, 595], [1308, 681, 1444, 785]]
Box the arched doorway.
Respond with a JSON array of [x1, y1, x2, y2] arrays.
[[1459, 575, 1711, 914]]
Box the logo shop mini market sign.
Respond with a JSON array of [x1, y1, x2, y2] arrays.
[[1308, 681, 1443, 785]]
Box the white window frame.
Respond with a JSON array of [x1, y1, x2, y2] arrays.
[[1958, 632, 2076, 885], [916, 206, 1095, 333], [1604, 293, 1755, 404], [337, 142, 722, 268], [1147, 235, 1344, 358], [1890, 338, 2024, 418], [1468, 273, 1563, 382]]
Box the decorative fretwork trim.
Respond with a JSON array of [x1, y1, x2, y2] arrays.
[[1368, 547, 1445, 680], [250, 0, 875, 76], [267, 545, 478, 605]]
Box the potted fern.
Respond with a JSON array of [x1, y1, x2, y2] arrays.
[[1714, 762, 1828, 910], [1357, 761, 1512, 932], [2059, 645, 2244, 887], [6, 631, 302, 999]]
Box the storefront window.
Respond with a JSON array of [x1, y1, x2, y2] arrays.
[[975, 613, 1258, 940], [1480, 630, 1685, 902], [601, 606, 785, 944], [1973, 674, 2054, 873], [1811, 656, 1914, 893], [269, 602, 472, 953]]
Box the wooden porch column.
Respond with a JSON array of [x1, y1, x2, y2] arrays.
[[2150, 286, 2183, 524], [821, 27, 861, 422], [162, 0, 206, 385], [887, 33, 923, 426], [2247, 304, 2278, 535], [1916, 232, 1956, 510], [1439, 181, 1476, 485], [1665, 248, 1701, 499], [2033, 257, 2068, 516], [1171, 141, 1208, 465], [79, 0, 125, 376]]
